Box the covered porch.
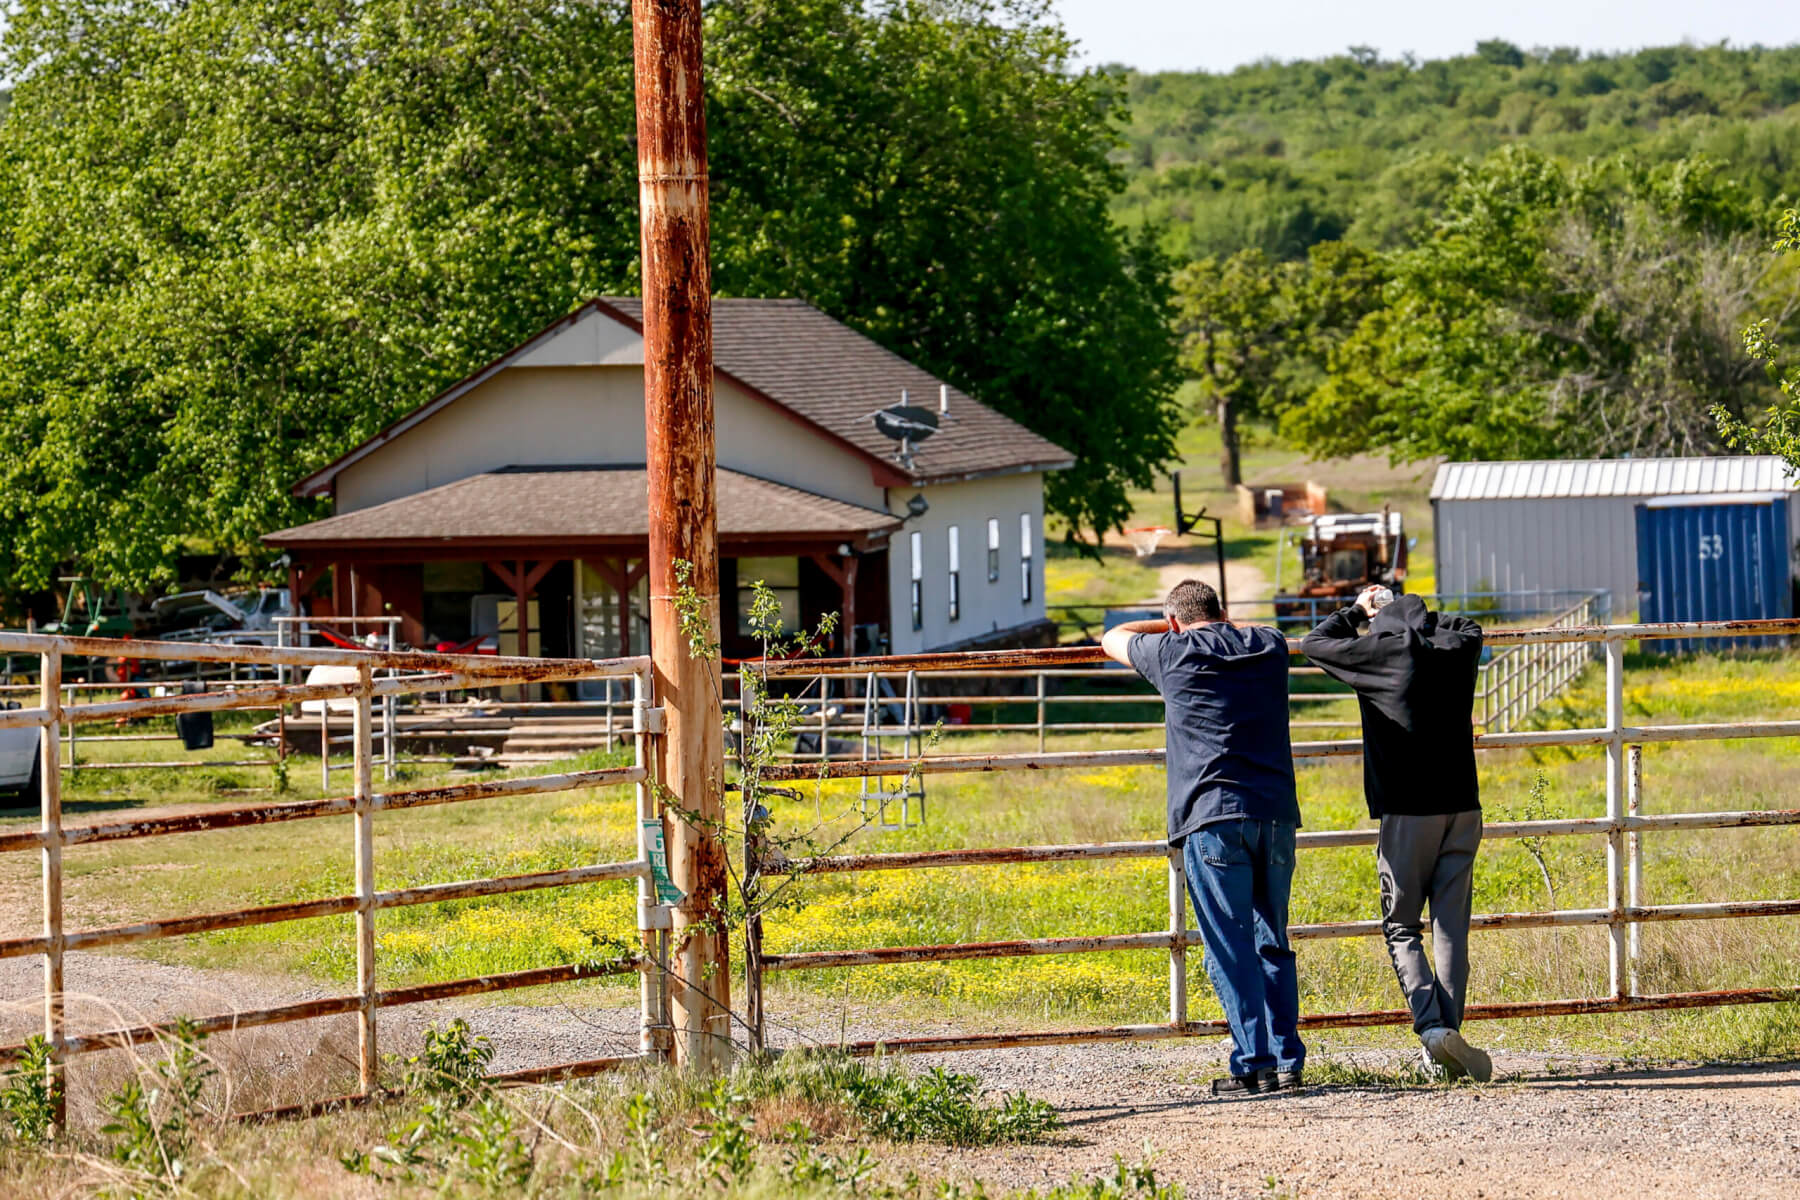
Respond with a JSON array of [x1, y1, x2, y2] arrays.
[[264, 466, 900, 679]]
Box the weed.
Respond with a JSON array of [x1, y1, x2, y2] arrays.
[[695, 1080, 758, 1185], [0, 1036, 58, 1144], [343, 1021, 531, 1189], [842, 1064, 1061, 1146], [100, 1018, 216, 1191], [1505, 771, 1560, 908], [407, 1017, 493, 1103]]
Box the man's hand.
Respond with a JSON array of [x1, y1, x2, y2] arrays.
[[1100, 617, 1169, 667], [1354, 585, 1393, 616]]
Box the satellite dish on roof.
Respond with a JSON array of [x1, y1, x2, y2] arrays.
[[871, 404, 940, 445]]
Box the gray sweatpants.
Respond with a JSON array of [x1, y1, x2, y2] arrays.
[[1376, 810, 1482, 1035]]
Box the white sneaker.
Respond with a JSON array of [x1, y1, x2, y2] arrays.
[[1421, 1026, 1493, 1083], [1416, 1046, 1450, 1082]]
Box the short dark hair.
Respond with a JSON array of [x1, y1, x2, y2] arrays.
[[1164, 579, 1223, 625]]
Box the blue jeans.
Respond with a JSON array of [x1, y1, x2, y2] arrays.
[[1183, 818, 1304, 1077]]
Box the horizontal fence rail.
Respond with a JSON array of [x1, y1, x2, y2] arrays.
[[738, 618, 1800, 1057], [726, 596, 1605, 761], [0, 633, 673, 1128]]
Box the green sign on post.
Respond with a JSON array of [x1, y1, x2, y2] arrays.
[[641, 818, 685, 906]]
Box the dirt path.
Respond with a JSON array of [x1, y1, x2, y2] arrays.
[[880, 1040, 1800, 1198], [1153, 537, 1269, 608], [6, 954, 1797, 1195]]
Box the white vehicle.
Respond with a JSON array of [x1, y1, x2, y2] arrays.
[[0, 706, 42, 795], [152, 588, 292, 645]]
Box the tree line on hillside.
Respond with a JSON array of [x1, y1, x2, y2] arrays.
[[1176, 148, 1800, 484], [1116, 40, 1800, 261], [0, 0, 1178, 591]]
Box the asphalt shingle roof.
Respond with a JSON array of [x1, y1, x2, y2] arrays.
[[600, 297, 1072, 483], [267, 466, 901, 546]]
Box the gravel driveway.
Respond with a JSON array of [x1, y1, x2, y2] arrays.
[[3, 954, 1797, 1196]]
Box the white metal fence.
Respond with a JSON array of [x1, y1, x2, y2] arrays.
[[745, 619, 1800, 1056], [0, 632, 671, 1124]]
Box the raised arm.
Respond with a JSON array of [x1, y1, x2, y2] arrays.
[[1299, 602, 1398, 695], [1299, 606, 1364, 668], [1101, 618, 1170, 668]]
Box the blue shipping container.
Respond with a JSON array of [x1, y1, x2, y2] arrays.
[[1635, 493, 1795, 653]]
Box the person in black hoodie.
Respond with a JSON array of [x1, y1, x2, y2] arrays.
[[1300, 589, 1493, 1083]]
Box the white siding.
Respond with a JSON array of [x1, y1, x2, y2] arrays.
[[884, 473, 1046, 653], [335, 366, 883, 513]]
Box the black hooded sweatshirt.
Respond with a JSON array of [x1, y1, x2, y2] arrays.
[[1299, 596, 1484, 819]]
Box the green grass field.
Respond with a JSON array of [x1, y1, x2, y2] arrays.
[[4, 651, 1797, 1063]]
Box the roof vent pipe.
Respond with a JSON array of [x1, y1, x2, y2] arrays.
[[901, 388, 909, 406], [939, 384, 949, 415]]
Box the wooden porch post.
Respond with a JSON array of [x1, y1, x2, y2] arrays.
[[616, 559, 630, 656], [808, 552, 859, 657]]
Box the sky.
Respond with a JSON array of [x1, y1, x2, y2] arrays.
[[1054, 0, 1800, 74]]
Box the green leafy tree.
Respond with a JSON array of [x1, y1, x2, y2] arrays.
[[1171, 240, 1384, 486], [1283, 148, 1796, 462], [0, 0, 1177, 589], [1172, 250, 1296, 486], [709, 0, 1180, 546], [1716, 209, 1800, 471]]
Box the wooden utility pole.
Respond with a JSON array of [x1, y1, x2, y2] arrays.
[[633, 0, 730, 1071]]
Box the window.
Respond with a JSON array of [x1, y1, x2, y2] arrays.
[[1019, 513, 1033, 603], [947, 526, 961, 621], [986, 518, 1001, 582], [909, 531, 924, 631], [735, 557, 800, 637]]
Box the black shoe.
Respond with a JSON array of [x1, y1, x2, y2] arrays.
[[1210, 1068, 1277, 1098], [1276, 1068, 1304, 1091]]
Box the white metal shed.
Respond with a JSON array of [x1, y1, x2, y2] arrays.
[[1430, 457, 1800, 614]]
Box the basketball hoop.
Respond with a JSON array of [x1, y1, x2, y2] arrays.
[[1125, 526, 1173, 558]]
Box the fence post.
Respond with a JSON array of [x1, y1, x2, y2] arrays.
[[40, 649, 66, 1133], [384, 623, 397, 782], [634, 668, 672, 1062], [1604, 636, 1626, 1000], [313, 618, 330, 790], [275, 622, 289, 766], [819, 675, 830, 764], [1167, 847, 1187, 1029], [1626, 743, 1643, 997], [1036, 671, 1047, 754], [63, 682, 74, 771], [352, 662, 378, 1095]]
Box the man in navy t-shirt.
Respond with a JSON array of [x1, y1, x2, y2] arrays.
[[1102, 579, 1304, 1097]]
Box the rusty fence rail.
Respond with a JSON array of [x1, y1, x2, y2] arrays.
[[742, 619, 1800, 1056], [726, 599, 1604, 761], [0, 630, 673, 1126]]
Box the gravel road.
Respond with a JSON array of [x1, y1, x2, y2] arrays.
[[4, 954, 1797, 1197]]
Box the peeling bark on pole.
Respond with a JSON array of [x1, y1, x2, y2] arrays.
[[633, 0, 730, 1071]]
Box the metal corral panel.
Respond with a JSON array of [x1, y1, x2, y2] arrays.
[[1636, 494, 1795, 653]]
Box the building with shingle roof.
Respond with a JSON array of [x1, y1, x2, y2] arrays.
[[266, 298, 1073, 667]]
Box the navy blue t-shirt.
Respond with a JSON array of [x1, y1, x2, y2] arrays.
[[1127, 623, 1300, 843]]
